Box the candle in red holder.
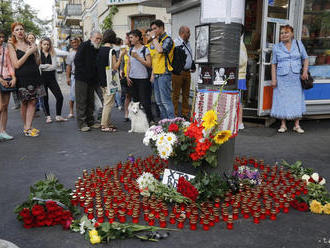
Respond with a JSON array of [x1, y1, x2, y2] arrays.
[[260, 209, 266, 220], [71, 195, 78, 206], [118, 211, 126, 223], [243, 208, 250, 219], [226, 216, 233, 230], [253, 213, 260, 224], [132, 213, 139, 224], [148, 214, 155, 226], [79, 196, 85, 207], [177, 217, 184, 229], [232, 208, 239, 220], [199, 214, 205, 225], [265, 206, 271, 216], [283, 202, 290, 213], [209, 215, 215, 227], [162, 205, 169, 216], [87, 208, 94, 220], [270, 209, 277, 221], [214, 211, 220, 222], [169, 213, 176, 224], [222, 212, 228, 222], [214, 198, 220, 208], [203, 219, 210, 231], [190, 218, 197, 231]]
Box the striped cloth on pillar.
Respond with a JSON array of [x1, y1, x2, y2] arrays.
[[194, 90, 239, 137]]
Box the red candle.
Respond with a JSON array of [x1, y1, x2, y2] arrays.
[[253, 213, 260, 224], [132, 214, 139, 224], [160, 220, 167, 228], [270, 210, 277, 221], [177, 218, 184, 229], [226, 219, 233, 230], [148, 214, 155, 226], [190, 220, 197, 231], [203, 220, 210, 231], [222, 213, 228, 222], [97, 217, 104, 223], [169, 213, 176, 224], [283, 203, 290, 213]]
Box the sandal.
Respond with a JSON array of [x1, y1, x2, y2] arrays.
[[46, 116, 52, 124], [55, 116, 68, 122], [109, 125, 118, 132], [293, 126, 304, 134], [277, 126, 287, 133], [101, 127, 112, 132], [24, 129, 39, 137]]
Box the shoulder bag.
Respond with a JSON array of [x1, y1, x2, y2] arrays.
[[296, 40, 314, 90], [0, 45, 16, 92], [106, 48, 121, 96]]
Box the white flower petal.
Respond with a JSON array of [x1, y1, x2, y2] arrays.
[[311, 172, 319, 182]]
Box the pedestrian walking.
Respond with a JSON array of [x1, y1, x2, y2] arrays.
[[149, 19, 175, 119], [172, 26, 195, 120], [96, 29, 126, 132], [66, 37, 80, 119], [0, 30, 16, 141], [39, 37, 67, 123], [74, 30, 102, 132], [8, 22, 45, 137], [126, 29, 153, 123], [271, 25, 309, 134]]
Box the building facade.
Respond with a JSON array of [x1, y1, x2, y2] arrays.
[[142, 0, 330, 117], [81, 0, 171, 40]]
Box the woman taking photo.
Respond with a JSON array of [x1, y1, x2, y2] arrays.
[[96, 29, 126, 132], [39, 37, 67, 123], [271, 25, 309, 134], [8, 22, 45, 137], [126, 29, 152, 123], [0, 30, 16, 141]]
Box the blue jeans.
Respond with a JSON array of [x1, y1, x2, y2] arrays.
[[153, 73, 175, 119]]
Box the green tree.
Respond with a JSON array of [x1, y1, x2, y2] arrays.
[[13, 2, 41, 36], [0, 0, 14, 37], [101, 6, 119, 31]]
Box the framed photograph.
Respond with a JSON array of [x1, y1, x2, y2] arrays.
[[195, 24, 209, 63], [213, 67, 237, 86]]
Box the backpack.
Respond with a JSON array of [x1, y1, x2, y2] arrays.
[[129, 46, 152, 80], [166, 41, 187, 75]]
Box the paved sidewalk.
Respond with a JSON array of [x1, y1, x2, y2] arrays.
[[0, 75, 329, 248]]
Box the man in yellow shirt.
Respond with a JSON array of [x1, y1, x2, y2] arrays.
[[149, 19, 175, 119]]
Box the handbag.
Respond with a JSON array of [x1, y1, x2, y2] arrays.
[[105, 48, 121, 96], [0, 45, 16, 92], [296, 40, 314, 90]]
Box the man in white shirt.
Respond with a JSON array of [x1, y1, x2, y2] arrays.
[[172, 26, 196, 119]]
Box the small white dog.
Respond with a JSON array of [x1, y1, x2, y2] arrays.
[[128, 102, 149, 133]]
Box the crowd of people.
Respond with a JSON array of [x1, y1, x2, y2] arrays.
[[0, 20, 309, 142]]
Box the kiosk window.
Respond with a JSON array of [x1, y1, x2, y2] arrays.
[[268, 0, 290, 19]]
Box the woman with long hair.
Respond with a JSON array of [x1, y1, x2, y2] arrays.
[[7, 22, 45, 137], [96, 29, 126, 132], [0, 30, 16, 141], [39, 37, 67, 123]]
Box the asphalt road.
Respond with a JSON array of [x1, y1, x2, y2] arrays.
[[0, 75, 330, 248]]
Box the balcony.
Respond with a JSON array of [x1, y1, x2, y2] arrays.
[[64, 4, 82, 26]]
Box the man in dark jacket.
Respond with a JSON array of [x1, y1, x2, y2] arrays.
[[74, 30, 102, 131]]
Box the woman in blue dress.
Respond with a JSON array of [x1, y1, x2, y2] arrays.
[[271, 25, 309, 134]]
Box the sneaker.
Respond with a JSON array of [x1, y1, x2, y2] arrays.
[[31, 128, 40, 134], [238, 123, 245, 130], [67, 114, 74, 119], [80, 126, 91, 132], [24, 129, 39, 137], [55, 116, 68, 122], [1, 131, 14, 140], [118, 106, 122, 110], [46, 116, 52, 124]]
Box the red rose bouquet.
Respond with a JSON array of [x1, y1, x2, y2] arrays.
[[14, 174, 79, 229], [177, 176, 199, 202]]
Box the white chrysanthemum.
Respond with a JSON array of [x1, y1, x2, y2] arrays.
[[158, 144, 173, 160], [164, 132, 177, 145], [311, 172, 319, 182], [143, 136, 150, 146], [319, 178, 326, 185], [156, 132, 167, 146], [301, 174, 310, 181], [136, 172, 157, 191]]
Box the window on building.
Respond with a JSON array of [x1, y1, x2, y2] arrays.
[[302, 0, 330, 79], [131, 15, 155, 43]]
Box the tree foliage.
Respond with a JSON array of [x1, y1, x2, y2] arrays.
[[101, 6, 119, 31], [0, 0, 52, 38]]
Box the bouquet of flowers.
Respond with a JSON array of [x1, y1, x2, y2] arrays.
[[232, 165, 261, 186], [177, 177, 199, 202], [143, 111, 232, 168], [14, 174, 79, 229]]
